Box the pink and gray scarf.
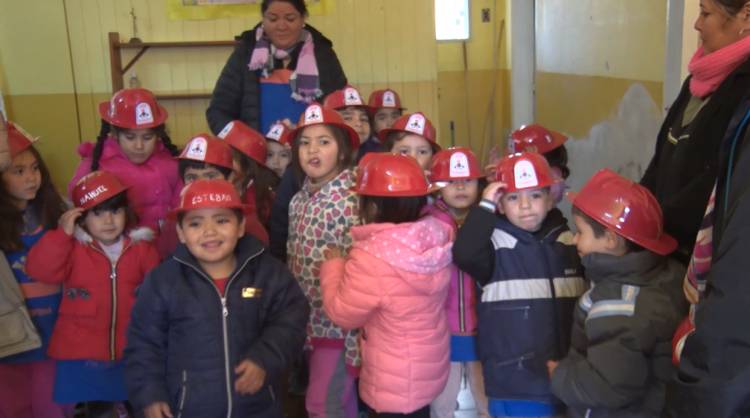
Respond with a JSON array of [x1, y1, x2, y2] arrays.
[[248, 27, 322, 103]]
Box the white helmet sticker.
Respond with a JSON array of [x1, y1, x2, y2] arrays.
[[405, 114, 426, 135], [217, 121, 234, 139], [135, 102, 154, 125], [266, 123, 284, 141], [514, 160, 539, 189], [344, 88, 363, 106], [185, 137, 208, 161], [449, 152, 470, 178], [304, 105, 324, 124], [382, 91, 396, 107]]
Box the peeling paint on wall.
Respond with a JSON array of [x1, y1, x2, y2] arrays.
[[559, 83, 663, 219]]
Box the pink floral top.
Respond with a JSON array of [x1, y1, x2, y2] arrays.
[[287, 169, 361, 370]]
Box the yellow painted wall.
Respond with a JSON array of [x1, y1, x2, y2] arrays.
[[436, 0, 511, 162], [0, 0, 81, 192], [1, 0, 439, 187], [535, 0, 667, 137]]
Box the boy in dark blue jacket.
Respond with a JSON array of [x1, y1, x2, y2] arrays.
[[125, 179, 309, 418], [453, 152, 585, 418]]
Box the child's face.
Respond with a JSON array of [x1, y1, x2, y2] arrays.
[[177, 208, 245, 270], [440, 179, 478, 211], [339, 106, 371, 143], [184, 165, 226, 184], [2, 150, 41, 209], [391, 134, 433, 170], [266, 140, 291, 177], [117, 128, 157, 165], [84, 207, 126, 245], [298, 125, 342, 185], [373, 108, 402, 133], [498, 187, 553, 232], [571, 214, 627, 257]]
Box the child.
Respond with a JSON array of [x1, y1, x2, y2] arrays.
[[380, 112, 440, 171], [368, 89, 404, 134], [218, 120, 280, 225], [426, 147, 489, 418], [158, 134, 268, 258], [548, 169, 686, 418], [124, 179, 309, 418], [321, 153, 453, 418], [264, 121, 293, 178], [69, 88, 181, 232], [27, 170, 160, 415], [507, 124, 570, 204], [0, 122, 67, 418], [324, 85, 373, 157], [286, 103, 361, 418], [360, 89, 405, 160], [453, 152, 585, 418]]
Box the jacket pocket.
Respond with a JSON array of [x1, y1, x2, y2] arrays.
[[489, 352, 552, 398], [0, 307, 31, 348], [58, 297, 97, 317]]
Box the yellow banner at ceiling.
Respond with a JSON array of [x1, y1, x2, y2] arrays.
[[167, 0, 333, 20]]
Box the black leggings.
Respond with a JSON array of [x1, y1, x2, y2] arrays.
[[377, 405, 430, 418]]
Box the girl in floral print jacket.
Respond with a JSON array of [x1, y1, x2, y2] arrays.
[[286, 104, 361, 418]]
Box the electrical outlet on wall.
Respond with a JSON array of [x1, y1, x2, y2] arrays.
[[482, 8, 491, 22]]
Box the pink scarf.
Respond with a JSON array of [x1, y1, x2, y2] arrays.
[[248, 27, 321, 103], [688, 35, 750, 98]]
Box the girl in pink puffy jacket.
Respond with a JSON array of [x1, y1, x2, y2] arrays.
[[321, 153, 453, 418], [426, 147, 489, 418], [68, 89, 181, 233]]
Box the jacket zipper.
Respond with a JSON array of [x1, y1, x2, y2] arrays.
[[174, 248, 263, 418], [109, 262, 117, 360], [458, 270, 466, 333], [177, 370, 188, 418], [539, 232, 563, 359], [91, 241, 133, 361]]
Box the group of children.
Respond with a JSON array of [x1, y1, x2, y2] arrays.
[[0, 83, 687, 418]]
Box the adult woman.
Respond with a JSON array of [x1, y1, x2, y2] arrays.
[[661, 1, 750, 417], [207, 0, 348, 135], [641, 0, 750, 263]]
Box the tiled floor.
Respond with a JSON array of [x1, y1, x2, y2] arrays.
[[282, 375, 482, 418]]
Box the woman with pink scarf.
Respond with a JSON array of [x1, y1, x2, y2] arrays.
[[657, 1, 750, 417], [641, 0, 750, 265], [206, 0, 347, 136]]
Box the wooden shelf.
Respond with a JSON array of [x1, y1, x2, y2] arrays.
[[108, 32, 236, 97], [154, 91, 213, 100], [115, 40, 236, 49]]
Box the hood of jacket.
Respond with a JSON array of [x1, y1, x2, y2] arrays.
[[351, 216, 453, 295], [581, 250, 671, 287], [73, 225, 155, 246]]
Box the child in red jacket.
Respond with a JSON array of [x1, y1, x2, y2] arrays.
[[27, 170, 160, 415]]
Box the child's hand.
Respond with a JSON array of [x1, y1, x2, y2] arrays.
[[546, 360, 559, 377], [234, 359, 266, 395], [59, 207, 85, 236], [324, 247, 343, 260], [144, 402, 173, 418], [482, 181, 507, 205], [280, 118, 296, 129], [484, 163, 497, 183]]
